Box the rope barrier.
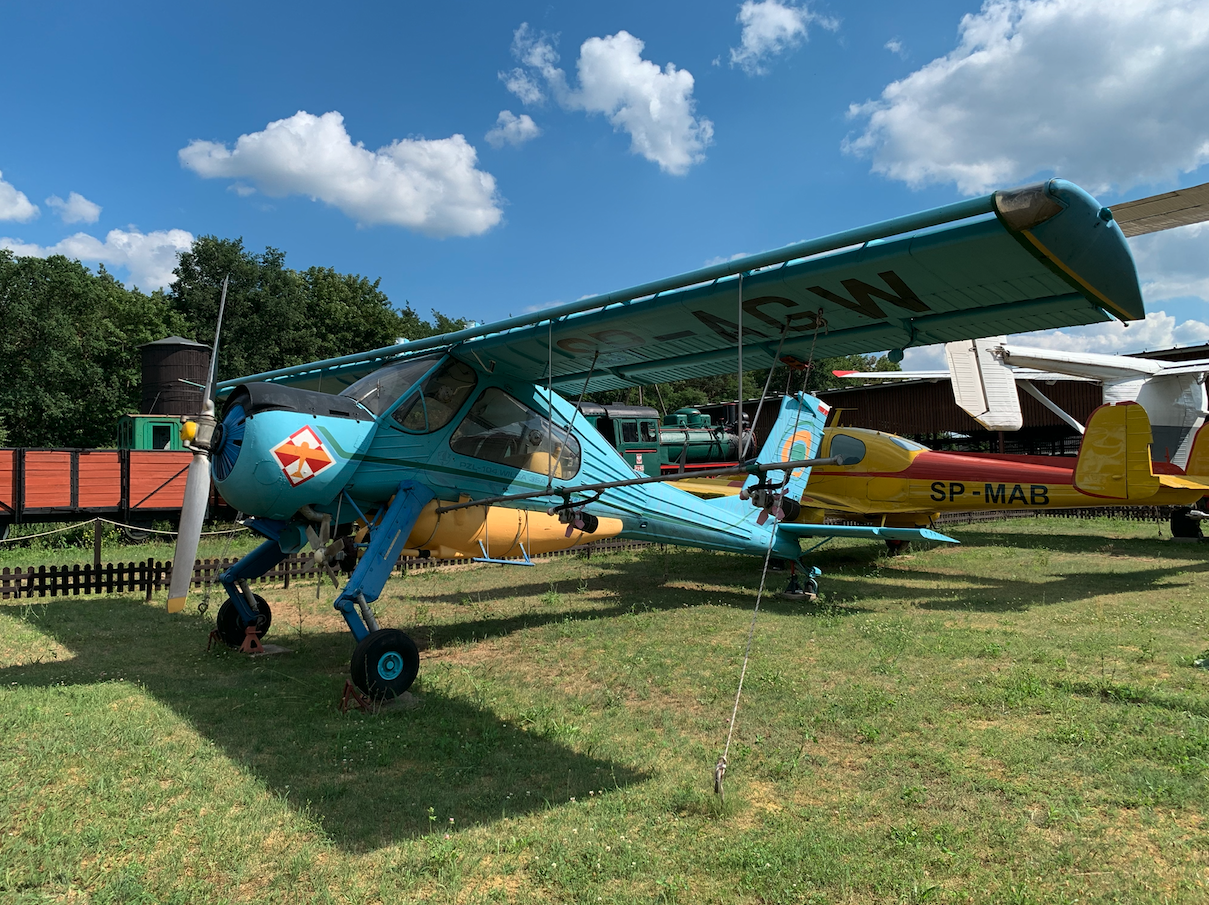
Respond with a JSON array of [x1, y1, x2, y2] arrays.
[[0, 516, 249, 545]]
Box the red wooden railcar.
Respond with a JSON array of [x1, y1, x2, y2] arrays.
[[0, 448, 233, 537]]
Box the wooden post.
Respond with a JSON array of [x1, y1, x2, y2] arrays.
[[93, 518, 102, 569]]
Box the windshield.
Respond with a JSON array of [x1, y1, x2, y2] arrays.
[[889, 435, 929, 452], [341, 355, 440, 416]]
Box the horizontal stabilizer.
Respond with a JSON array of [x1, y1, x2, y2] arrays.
[[776, 523, 957, 544], [945, 337, 1023, 431]]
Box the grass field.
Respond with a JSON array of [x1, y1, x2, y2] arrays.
[[2, 517, 1207, 903]]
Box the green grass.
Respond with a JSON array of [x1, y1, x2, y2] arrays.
[[2, 517, 1208, 903]]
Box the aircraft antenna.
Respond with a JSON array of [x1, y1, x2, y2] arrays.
[[736, 273, 743, 445]]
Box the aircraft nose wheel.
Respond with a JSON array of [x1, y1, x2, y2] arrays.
[[215, 595, 273, 647], [351, 628, 420, 700]]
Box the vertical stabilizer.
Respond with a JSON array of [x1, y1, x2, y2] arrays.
[[705, 392, 827, 518], [1183, 422, 1209, 481], [743, 392, 828, 502], [1073, 403, 1159, 500], [945, 336, 1022, 431]]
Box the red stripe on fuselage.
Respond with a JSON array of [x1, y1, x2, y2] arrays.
[[814, 451, 1077, 485]]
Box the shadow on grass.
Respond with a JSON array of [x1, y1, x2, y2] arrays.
[[823, 557, 1209, 612], [396, 561, 872, 653], [944, 528, 1200, 558], [0, 597, 646, 852], [1054, 677, 1209, 718]]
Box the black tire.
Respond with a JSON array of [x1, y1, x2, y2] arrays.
[[1171, 508, 1204, 539], [885, 539, 910, 555], [351, 628, 420, 700], [215, 595, 273, 647]]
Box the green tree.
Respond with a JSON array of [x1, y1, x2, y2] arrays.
[[0, 251, 186, 447], [169, 236, 467, 382]]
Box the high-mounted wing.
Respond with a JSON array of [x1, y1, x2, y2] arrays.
[[1111, 180, 1209, 237], [220, 179, 1143, 396]]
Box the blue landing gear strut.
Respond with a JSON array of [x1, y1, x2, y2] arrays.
[[213, 531, 289, 650], [337, 482, 434, 700]]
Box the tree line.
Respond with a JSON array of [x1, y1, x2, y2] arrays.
[[0, 236, 897, 448]]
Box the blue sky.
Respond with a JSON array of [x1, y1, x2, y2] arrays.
[[2, 0, 1208, 369]]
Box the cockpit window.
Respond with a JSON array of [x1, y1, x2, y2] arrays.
[[829, 433, 867, 466], [390, 358, 478, 434], [341, 355, 440, 416], [450, 388, 581, 479], [889, 435, 928, 452]]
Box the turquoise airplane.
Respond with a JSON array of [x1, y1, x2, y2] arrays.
[[168, 179, 1146, 700]]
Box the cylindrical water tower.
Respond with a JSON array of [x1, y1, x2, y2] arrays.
[[138, 336, 210, 416]]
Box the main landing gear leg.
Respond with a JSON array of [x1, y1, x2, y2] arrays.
[[214, 531, 289, 649], [781, 564, 821, 601], [334, 481, 434, 701]]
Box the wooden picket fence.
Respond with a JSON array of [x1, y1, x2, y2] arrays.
[[0, 538, 652, 600]]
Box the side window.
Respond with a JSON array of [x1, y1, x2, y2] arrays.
[[152, 425, 172, 450], [829, 433, 867, 466], [620, 421, 639, 444], [640, 421, 657, 443], [450, 388, 581, 479], [391, 358, 478, 434]]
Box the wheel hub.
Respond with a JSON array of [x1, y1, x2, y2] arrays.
[[377, 651, 404, 680]]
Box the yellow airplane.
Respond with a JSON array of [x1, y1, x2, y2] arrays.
[[680, 402, 1209, 531]]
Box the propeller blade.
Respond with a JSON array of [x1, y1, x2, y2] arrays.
[[167, 450, 212, 612], [167, 274, 229, 612]]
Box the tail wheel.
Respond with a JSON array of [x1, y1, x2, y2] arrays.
[[215, 595, 273, 647], [351, 629, 420, 700], [885, 539, 910, 556]]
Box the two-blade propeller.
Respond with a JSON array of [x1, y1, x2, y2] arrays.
[[167, 275, 229, 613]]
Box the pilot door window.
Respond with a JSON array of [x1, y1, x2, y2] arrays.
[[390, 358, 478, 433], [449, 388, 582, 479]]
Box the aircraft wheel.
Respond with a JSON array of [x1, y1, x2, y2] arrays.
[[351, 628, 420, 700], [1171, 508, 1203, 539], [215, 595, 273, 647], [885, 539, 910, 555]]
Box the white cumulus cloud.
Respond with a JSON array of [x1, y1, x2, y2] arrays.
[[730, 0, 839, 75], [179, 110, 502, 237], [845, 0, 1209, 195], [486, 110, 541, 149], [0, 228, 194, 291], [1009, 309, 1209, 355], [505, 24, 713, 175], [899, 308, 1209, 372], [0, 171, 38, 222], [45, 191, 101, 224], [1130, 222, 1209, 303]]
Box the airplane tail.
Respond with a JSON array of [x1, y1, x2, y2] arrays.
[[1183, 422, 1209, 484], [945, 336, 1023, 431], [1073, 402, 1159, 499], [704, 392, 828, 518]]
